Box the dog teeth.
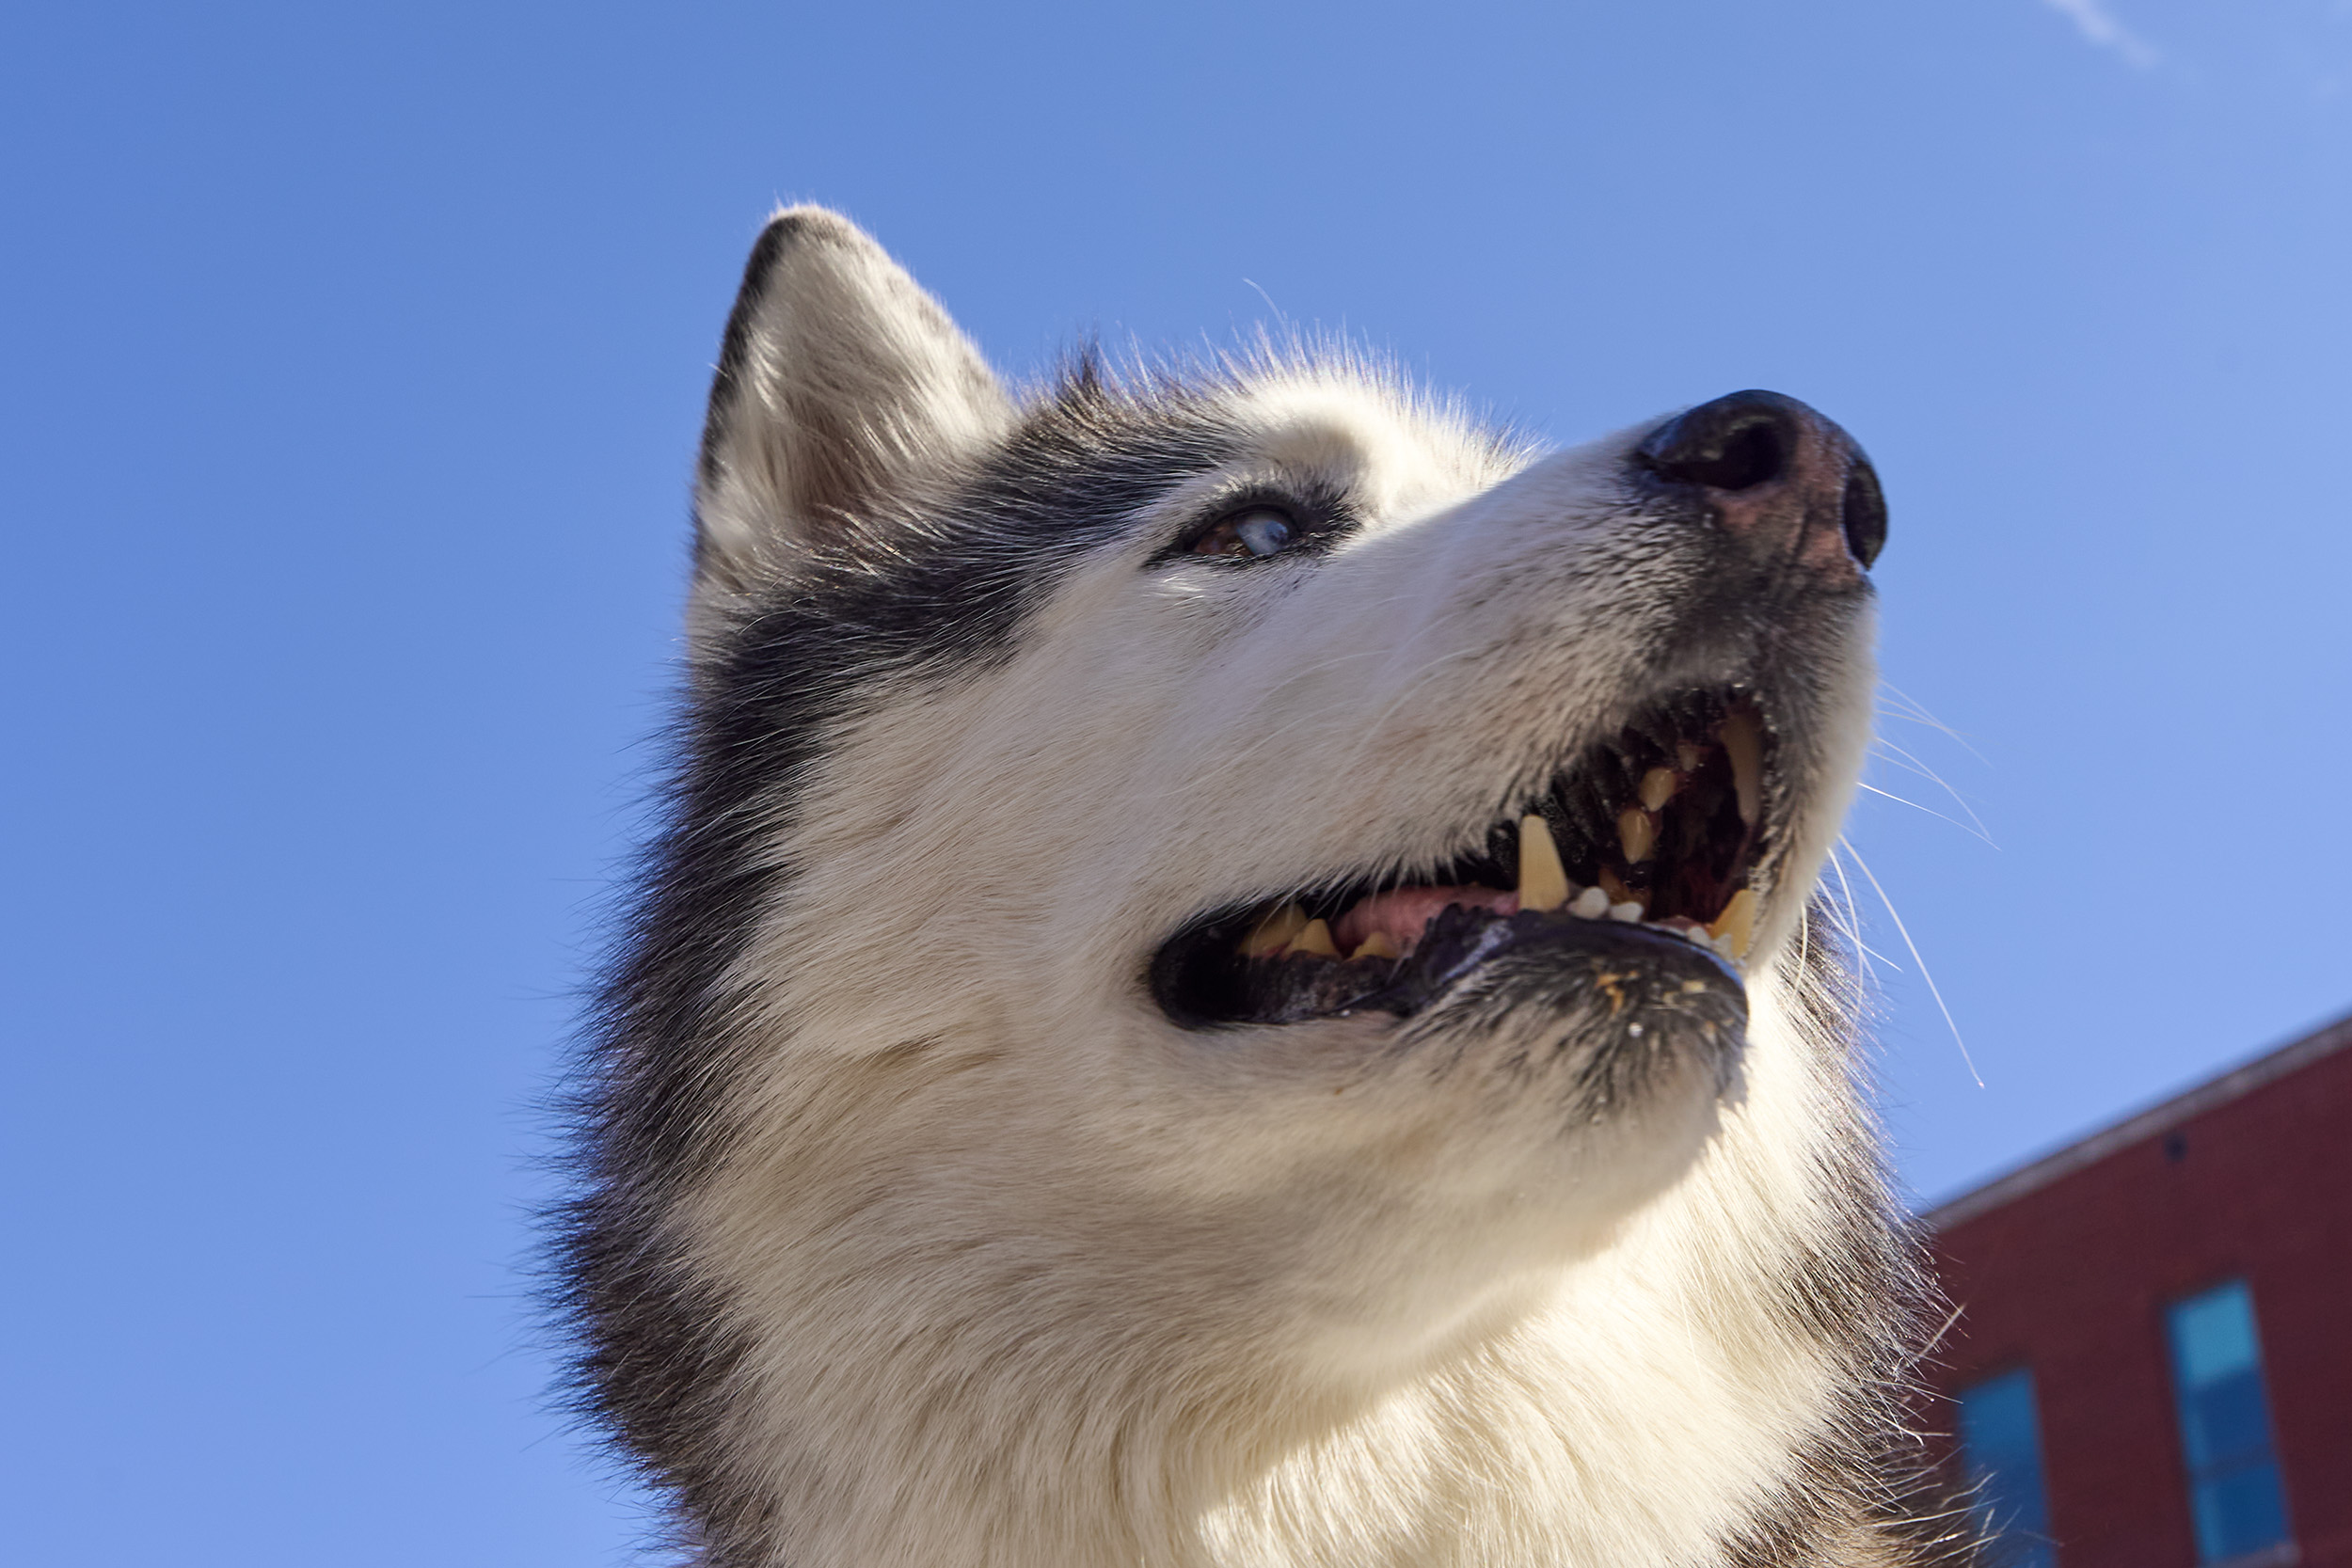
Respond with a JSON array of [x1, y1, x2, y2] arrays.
[[1677, 741, 1703, 773], [1290, 918, 1341, 959], [1240, 903, 1308, 958], [1517, 814, 1570, 912], [1721, 709, 1762, 828], [1258, 772, 1757, 971], [1708, 888, 1758, 958], [1616, 807, 1657, 865]]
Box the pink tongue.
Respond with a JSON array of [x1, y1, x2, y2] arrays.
[[1331, 885, 1518, 956]]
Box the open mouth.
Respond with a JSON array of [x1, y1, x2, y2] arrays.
[[1151, 691, 1779, 1028]]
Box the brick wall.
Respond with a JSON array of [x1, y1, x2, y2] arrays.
[[1925, 1017, 2352, 1568]]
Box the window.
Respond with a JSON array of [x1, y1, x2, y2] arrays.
[[2167, 1280, 2292, 1563], [1956, 1367, 2057, 1568]]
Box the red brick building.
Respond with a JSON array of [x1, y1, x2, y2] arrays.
[[1922, 1011, 2352, 1568]]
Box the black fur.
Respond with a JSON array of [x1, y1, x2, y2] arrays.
[[696, 214, 802, 491], [558, 246, 1980, 1555], [557, 364, 1260, 1560]]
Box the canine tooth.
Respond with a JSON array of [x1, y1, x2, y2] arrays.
[[1607, 899, 1645, 923], [1616, 807, 1658, 865], [1240, 903, 1308, 958], [1721, 709, 1762, 827], [1708, 888, 1758, 958], [1638, 768, 1678, 811], [1349, 931, 1401, 962], [1518, 814, 1570, 912], [1291, 918, 1341, 959], [1570, 886, 1611, 920], [1677, 741, 1703, 773]]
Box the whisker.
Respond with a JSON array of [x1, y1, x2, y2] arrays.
[[1852, 935, 1905, 974], [1837, 834, 1981, 1088], [1853, 781, 1998, 847], [1867, 736, 1996, 846], [1874, 681, 1989, 766], [1824, 845, 1873, 983]]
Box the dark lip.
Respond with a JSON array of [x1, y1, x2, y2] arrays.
[[1151, 901, 1747, 1031], [1146, 687, 1782, 1032]]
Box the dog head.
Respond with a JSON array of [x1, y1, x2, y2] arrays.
[[575, 208, 1908, 1565]]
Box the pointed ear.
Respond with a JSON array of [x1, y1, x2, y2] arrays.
[[691, 208, 1012, 603]]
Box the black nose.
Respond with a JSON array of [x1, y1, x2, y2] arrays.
[[1636, 390, 1798, 491], [1838, 456, 1886, 570], [1636, 389, 1886, 571]]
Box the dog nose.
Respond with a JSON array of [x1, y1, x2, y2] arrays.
[[1634, 390, 1885, 575]]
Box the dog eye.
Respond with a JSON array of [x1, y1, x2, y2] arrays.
[[1189, 507, 1299, 560]]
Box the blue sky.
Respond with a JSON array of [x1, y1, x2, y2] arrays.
[[5, 2, 2348, 1561]]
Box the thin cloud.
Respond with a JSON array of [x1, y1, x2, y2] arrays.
[[2041, 0, 2162, 69]]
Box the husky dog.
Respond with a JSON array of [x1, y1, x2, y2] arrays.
[[562, 207, 1963, 1567]]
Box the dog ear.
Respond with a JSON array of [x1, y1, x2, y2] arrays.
[[691, 207, 1012, 604]]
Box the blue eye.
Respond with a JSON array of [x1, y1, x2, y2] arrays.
[[1235, 511, 1293, 555], [1191, 507, 1300, 559]]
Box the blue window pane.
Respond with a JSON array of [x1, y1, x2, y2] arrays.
[[2173, 1286, 2261, 1386], [1957, 1368, 2057, 1568], [2167, 1281, 2292, 1564], [2193, 1463, 2291, 1563], [2182, 1370, 2274, 1471]]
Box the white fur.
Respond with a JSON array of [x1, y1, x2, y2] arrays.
[[596, 212, 1913, 1567]]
